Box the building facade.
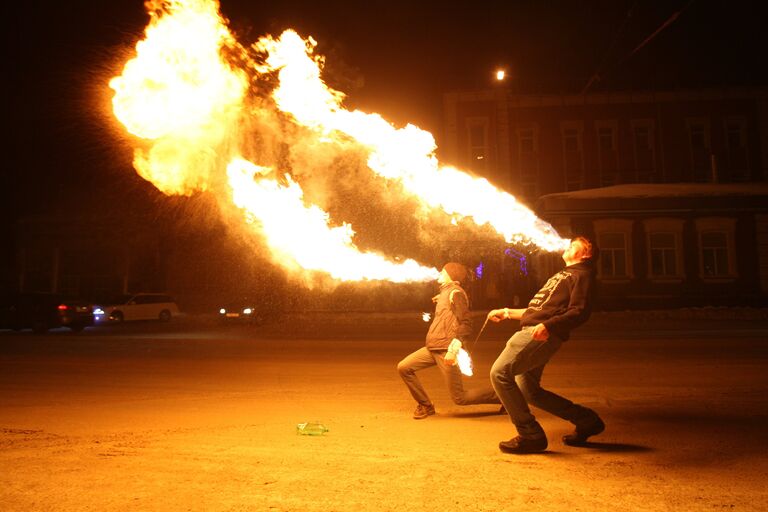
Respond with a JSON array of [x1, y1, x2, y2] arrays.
[[536, 184, 768, 309], [442, 88, 768, 204]]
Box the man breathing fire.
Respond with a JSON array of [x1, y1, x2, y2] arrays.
[[487, 236, 605, 454]]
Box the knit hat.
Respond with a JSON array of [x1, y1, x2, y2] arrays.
[[442, 262, 467, 283]]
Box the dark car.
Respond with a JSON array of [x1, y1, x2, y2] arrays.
[[218, 299, 264, 324], [218, 296, 282, 325], [0, 292, 94, 333]]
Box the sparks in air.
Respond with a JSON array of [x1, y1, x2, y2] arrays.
[[109, 0, 569, 284]]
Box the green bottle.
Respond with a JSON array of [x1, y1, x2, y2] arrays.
[[296, 421, 329, 436]]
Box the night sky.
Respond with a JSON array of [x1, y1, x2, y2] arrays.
[[5, 0, 768, 224]]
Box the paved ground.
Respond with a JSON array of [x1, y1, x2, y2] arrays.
[[1, 314, 767, 511]]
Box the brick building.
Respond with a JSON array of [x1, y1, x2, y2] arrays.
[[442, 87, 768, 204], [441, 87, 768, 308]]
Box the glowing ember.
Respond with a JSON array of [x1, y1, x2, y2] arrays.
[[422, 312, 431, 322]]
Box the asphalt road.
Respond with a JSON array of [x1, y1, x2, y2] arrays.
[[1, 316, 767, 511]]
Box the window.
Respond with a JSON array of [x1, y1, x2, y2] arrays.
[[632, 120, 657, 183], [563, 128, 579, 152], [466, 119, 489, 173], [561, 122, 584, 191], [517, 126, 538, 199], [643, 218, 684, 280], [596, 122, 619, 186], [598, 127, 614, 151], [700, 232, 728, 276], [686, 118, 711, 182], [599, 233, 628, 277], [695, 217, 737, 280], [724, 118, 749, 182], [649, 233, 677, 276], [593, 218, 634, 280]]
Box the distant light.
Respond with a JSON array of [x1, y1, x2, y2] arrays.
[[496, 70, 506, 81], [243, 308, 253, 315], [219, 308, 226, 314], [93, 307, 105, 315]]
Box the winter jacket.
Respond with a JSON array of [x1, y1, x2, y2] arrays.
[[520, 260, 596, 341], [425, 281, 471, 351]]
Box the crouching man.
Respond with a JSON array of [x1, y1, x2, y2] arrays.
[[488, 237, 604, 453], [398, 262, 500, 419]]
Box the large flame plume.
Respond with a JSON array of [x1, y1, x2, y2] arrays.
[[109, 0, 569, 284]]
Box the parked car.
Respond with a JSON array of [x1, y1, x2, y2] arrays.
[[101, 293, 180, 322], [0, 292, 94, 333]]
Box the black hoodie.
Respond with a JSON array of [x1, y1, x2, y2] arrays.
[[520, 259, 596, 341]]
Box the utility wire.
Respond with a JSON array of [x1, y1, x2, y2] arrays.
[[582, 0, 697, 94], [581, 1, 638, 94]]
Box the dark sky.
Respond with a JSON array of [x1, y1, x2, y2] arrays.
[[5, 0, 768, 223]]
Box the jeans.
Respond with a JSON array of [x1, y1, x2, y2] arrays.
[[490, 326, 598, 439], [397, 347, 500, 407]]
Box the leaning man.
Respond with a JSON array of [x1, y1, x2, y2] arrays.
[[488, 236, 604, 454]]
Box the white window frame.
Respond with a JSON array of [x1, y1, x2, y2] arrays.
[[643, 218, 685, 282], [695, 217, 737, 281], [593, 219, 634, 282]]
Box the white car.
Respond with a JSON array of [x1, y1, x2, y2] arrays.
[[104, 293, 180, 322]]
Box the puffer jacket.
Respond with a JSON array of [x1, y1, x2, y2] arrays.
[[425, 281, 472, 351]]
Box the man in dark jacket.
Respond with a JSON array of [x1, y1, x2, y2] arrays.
[[488, 236, 604, 453], [398, 262, 500, 419]]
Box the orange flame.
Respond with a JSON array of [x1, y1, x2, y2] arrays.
[[109, 1, 569, 284], [109, 0, 247, 194], [255, 30, 569, 252], [227, 158, 439, 282]]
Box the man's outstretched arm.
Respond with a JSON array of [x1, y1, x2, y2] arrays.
[[487, 308, 526, 322]]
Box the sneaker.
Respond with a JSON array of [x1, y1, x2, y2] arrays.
[[498, 435, 548, 454], [562, 417, 605, 446], [413, 403, 436, 419]]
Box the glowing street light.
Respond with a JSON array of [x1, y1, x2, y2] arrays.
[[495, 69, 506, 81]]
